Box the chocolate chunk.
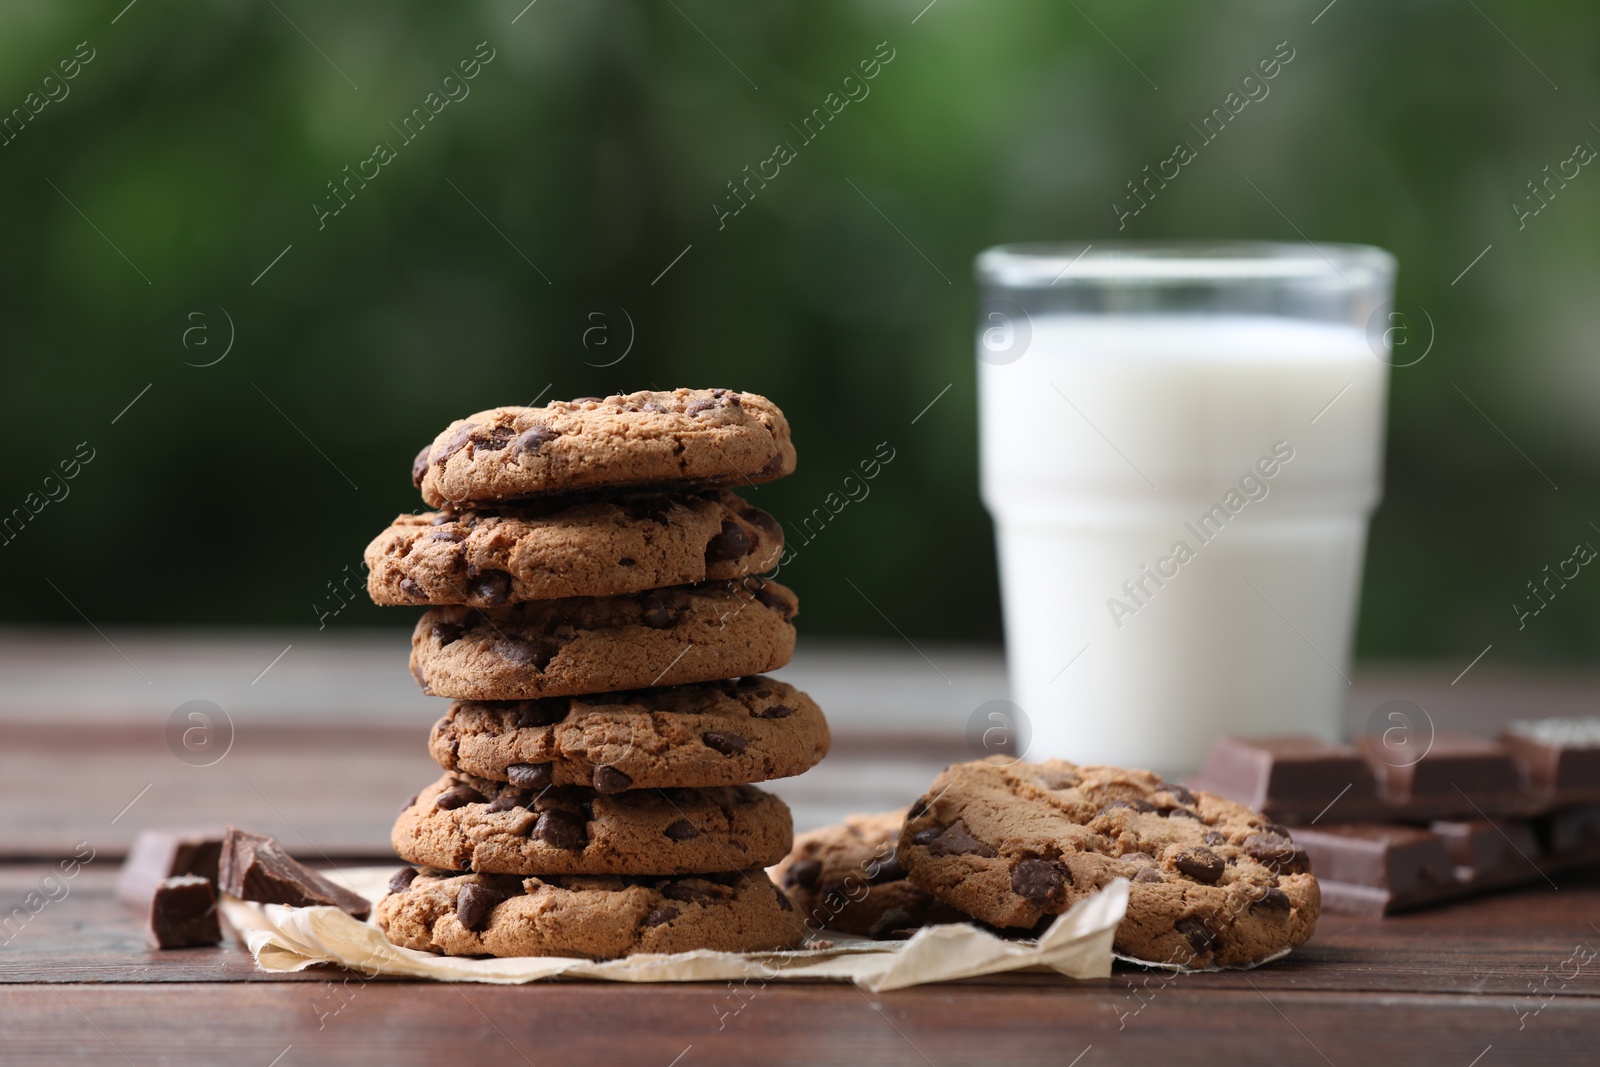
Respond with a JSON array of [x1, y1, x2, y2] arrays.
[[868, 907, 917, 940], [493, 635, 565, 671], [217, 827, 371, 920], [1161, 782, 1198, 806], [435, 784, 486, 810], [1174, 848, 1225, 884], [147, 875, 222, 949], [662, 882, 714, 905], [593, 766, 633, 794], [432, 622, 466, 646], [411, 445, 432, 487], [428, 528, 465, 543], [910, 827, 939, 846], [618, 557, 636, 566], [1133, 867, 1164, 884], [1203, 831, 1227, 846], [784, 859, 823, 890], [1010, 858, 1070, 903], [1243, 832, 1306, 873], [746, 580, 791, 615], [684, 399, 716, 416], [486, 794, 530, 813], [511, 700, 568, 729], [469, 570, 512, 606], [456, 882, 505, 931], [868, 852, 906, 884], [388, 867, 420, 894], [116, 830, 225, 910], [1252, 886, 1293, 913], [701, 731, 748, 756], [435, 424, 477, 466], [507, 763, 553, 790], [757, 453, 785, 477], [775, 886, 794, 911], [399, 577, 426, 600], [1035, 769, 1080, 790], [1097, 798, 1156, 817], [925, 821, 998, 858], [644, 905, 680, 927], [741, 507, 782, 539], [641, 401, 667, 413], [751, 704, 793, 719], [639, 594, 676, 629], [907, 799, 928, 820], [1174, 916, 1220, 957], [533, 810, 587, 850], [473, 426, 514, 451], [704, 520, 751, 563], [1164, 807, 1202, 821], [664, 819, 699, 841], [510, 425, 559, 459]]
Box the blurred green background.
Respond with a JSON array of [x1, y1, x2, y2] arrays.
[[3, 0, 1597, 662]]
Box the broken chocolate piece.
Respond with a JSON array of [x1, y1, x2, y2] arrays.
[[116, 829, 225, 910], [1501, 717, 1600, 807], [147, 875, 222, 949], [217, 827, 371, 920], [1192, 735, 1384, 823]]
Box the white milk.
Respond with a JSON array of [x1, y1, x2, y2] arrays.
[[979, 315, 1388, 774]]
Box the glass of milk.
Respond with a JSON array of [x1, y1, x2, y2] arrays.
[[976, 242, 1396, 774]]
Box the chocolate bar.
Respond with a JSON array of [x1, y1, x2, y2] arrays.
[[147, 875, 222, 949], [1431, 818, 1543, 890], [217, 827, 371, 920], [1356, 732, 1528, 820], [1190, 736, 1387, 823], [1538, 804, 1600, 873], [1194, 727, 1596, 825], [1501, 717, 1600, 808], [1290, 823, 1465, 916], [116, 829, 225, 909]]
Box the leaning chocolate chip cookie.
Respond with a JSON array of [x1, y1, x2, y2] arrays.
[[899, 759, 1319, 969], [430, 677, 829, 791], [366, 490, 783, 607], [775, 810, 966, 939], [409, 578, 798, 700], [415, 389, 796, 508], [393, 773, 793, 876], [377, 866, 805, 959]]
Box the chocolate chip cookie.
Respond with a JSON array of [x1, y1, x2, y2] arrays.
[[366, 489, 783, 607], [429, 677, 830, 791], [392, 773, 793, 875], [377, 866, 805, 959], [775, 810, 965, 939], [410, 578, 798, 699], [415, 389, 796, 508], [899, 759, 1319, 968]]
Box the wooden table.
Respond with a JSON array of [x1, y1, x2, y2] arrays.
[[3, 634, 1598, 1065]]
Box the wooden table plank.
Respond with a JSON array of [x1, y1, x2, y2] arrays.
[[1, 982, 1594, 1066], [5, 865, 1599, 1002]]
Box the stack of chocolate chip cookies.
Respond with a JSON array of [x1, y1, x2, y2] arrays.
[[366, 389, 827, 959]]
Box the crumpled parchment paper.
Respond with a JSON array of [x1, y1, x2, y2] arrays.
[[221, 866, 1128, 992]]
